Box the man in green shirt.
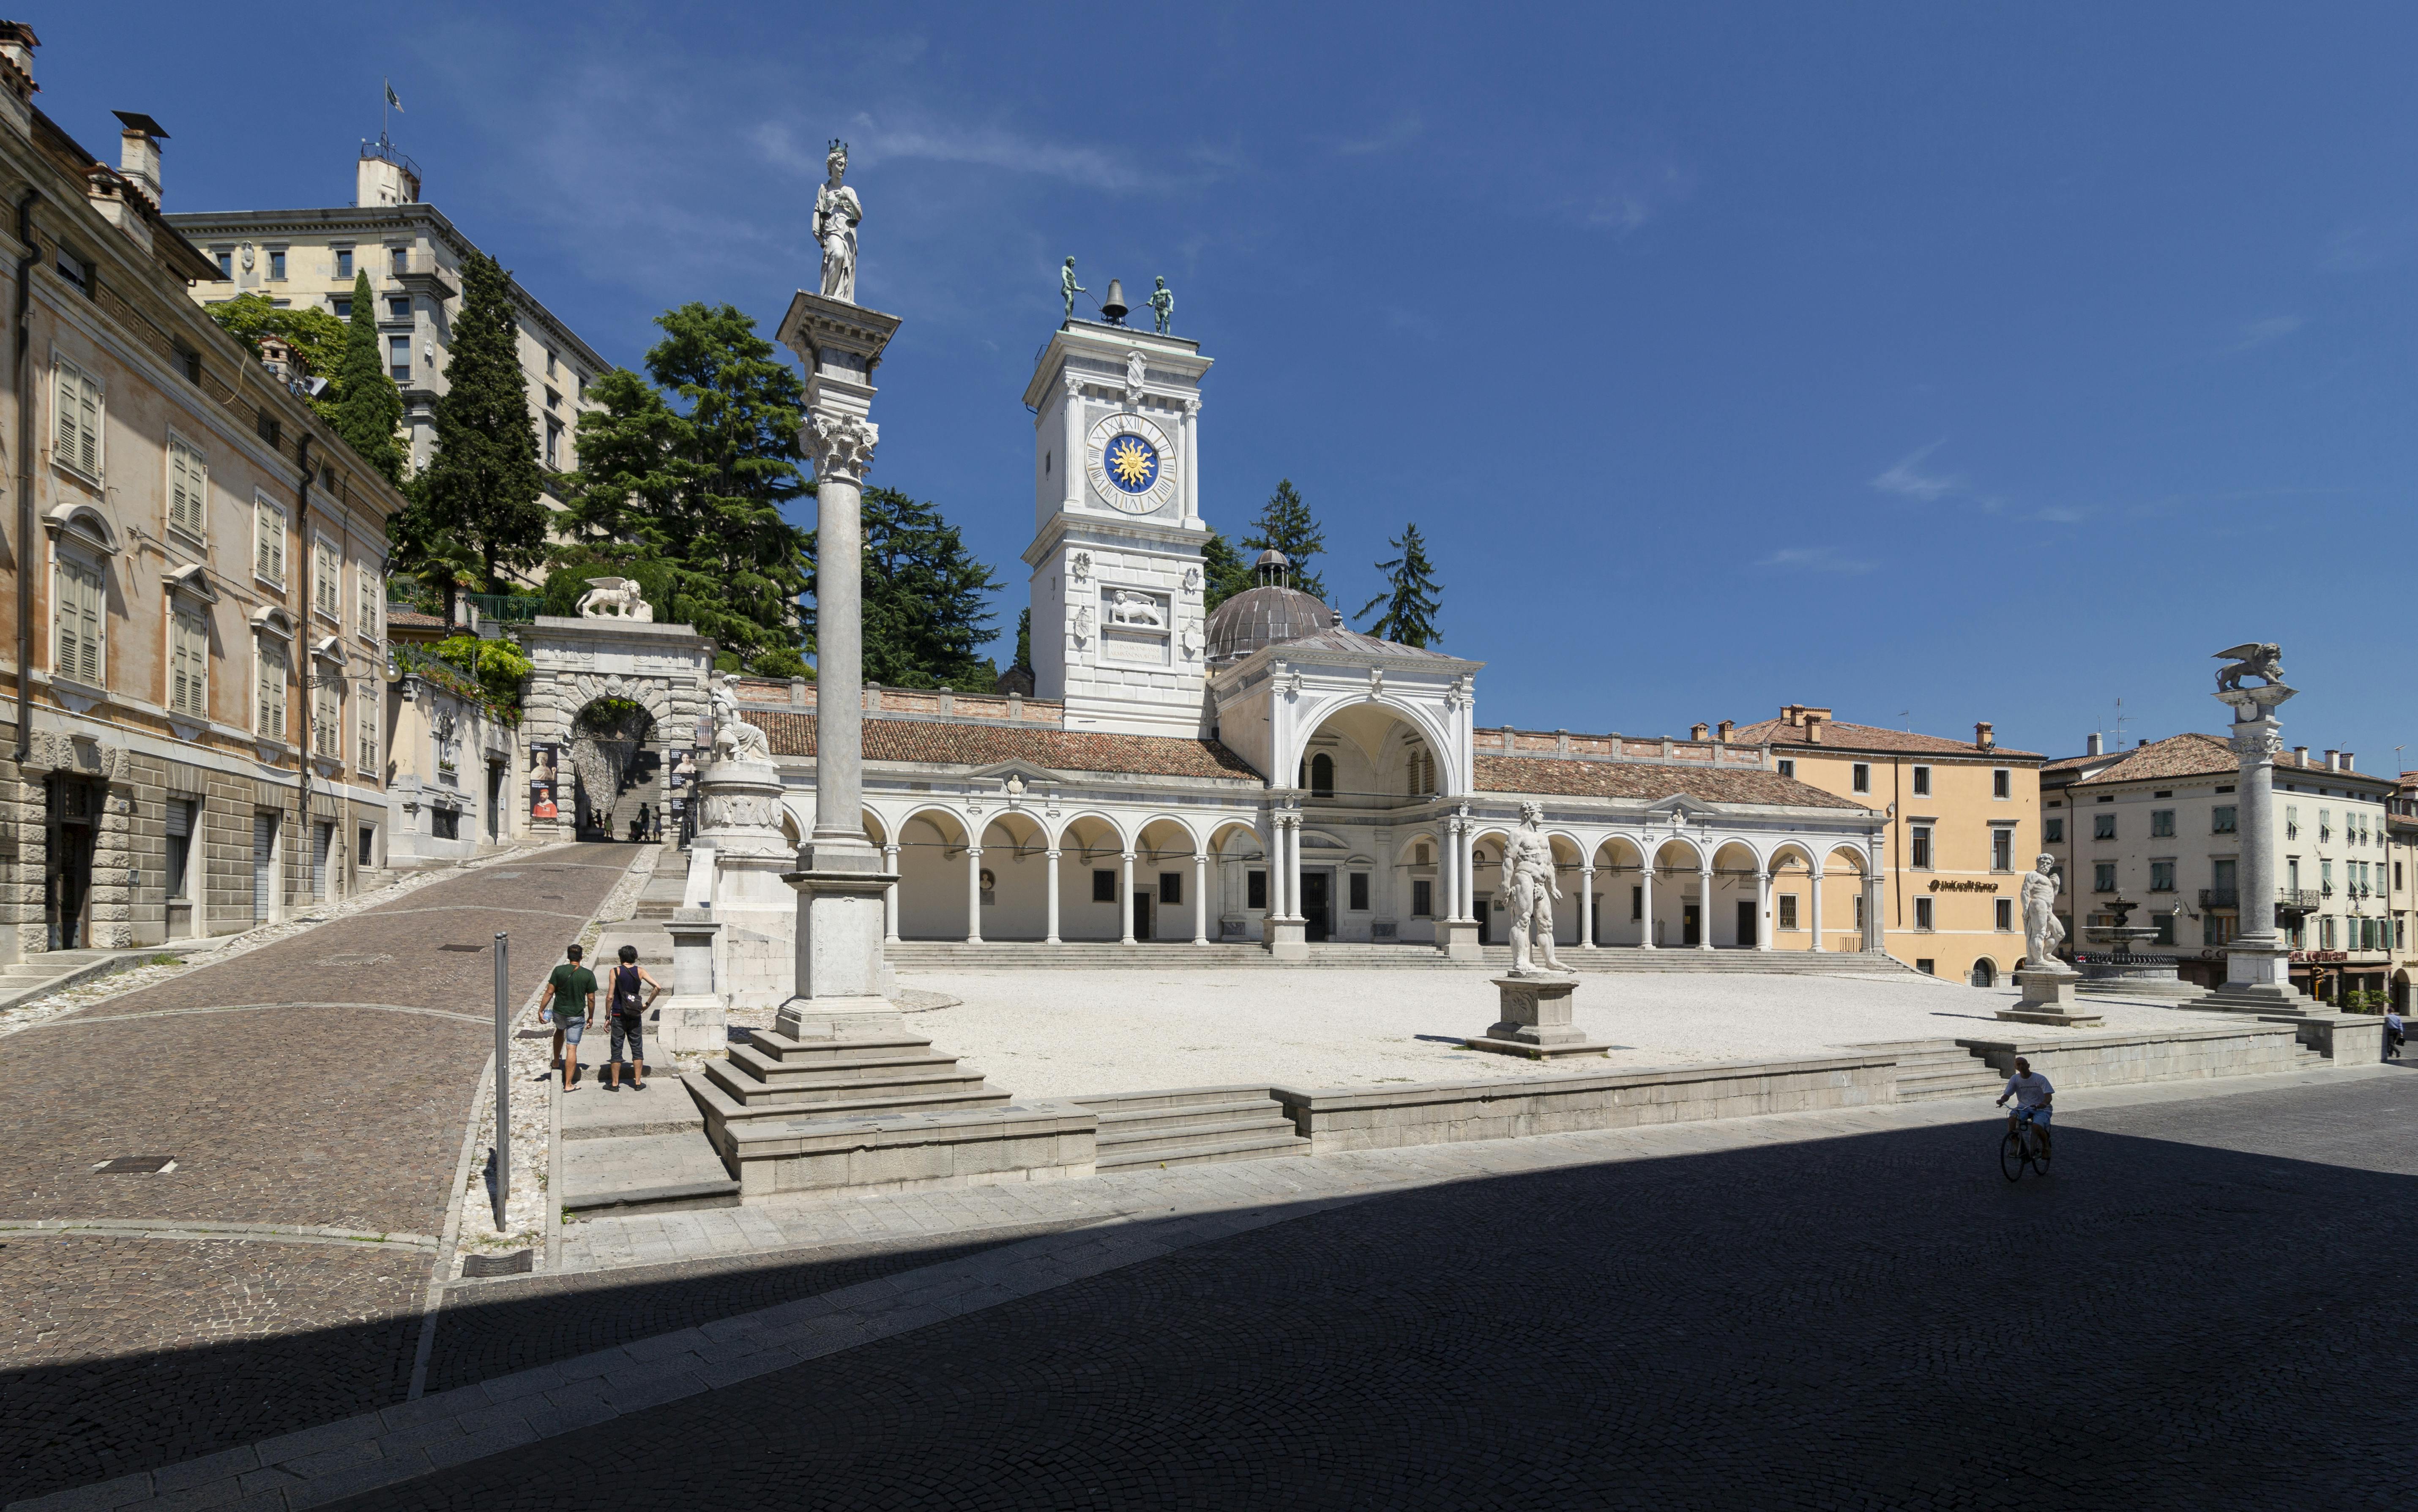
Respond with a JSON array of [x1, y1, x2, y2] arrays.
[[540, 943, 599, 1091]]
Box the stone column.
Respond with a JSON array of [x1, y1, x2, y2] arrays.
[[1045, 848, 1062, 944], [1697, 863, 1715, 950], [1062, 375, 1084, 514], [1180, 397, 1202, 524], [1119, 850, 1137, 944], [1639, 863, 1657, 950], [964, 844, 984, 944], [775, 290, 902, 1040], [882, 843, 900, 942], [1431, 817, 1451, 924], [1192, 852, 1209, 944], [1578, 865, 1595, 947], [2222, 709, 2300, 1002], [1809, 870, 1825, 952], [1864, 876, 1884, 953], [1460, 823, 1479, 921], [1285, 820, 1303, 922]]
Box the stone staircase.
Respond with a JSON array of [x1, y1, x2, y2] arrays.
[[0, 943, 215, 1014], [694, 1029, 1013, 1134], [1848, 1039, 2002, 1102], [884, 940, 1915, 976], [1070, 1087, 1311, 1170], [558, 1073, 740, 1217]]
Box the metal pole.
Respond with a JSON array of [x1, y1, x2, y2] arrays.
[[492, 930, 509, 1230]]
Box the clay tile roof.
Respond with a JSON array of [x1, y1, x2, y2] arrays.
[[2069, 733, 2239, 784], [1474, 755, 1866, 809], [2040, 752, 2112, 773], [756, 711, 1260, 781], [383, 604, 445, 629], [1277, 625, 1465, 662], [1724, 716, 2042, 760]]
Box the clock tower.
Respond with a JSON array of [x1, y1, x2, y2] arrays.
[[1020, 317, 1213, 736]]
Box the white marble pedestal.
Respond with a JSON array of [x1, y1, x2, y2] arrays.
[[1436, 919, 1482, 962], [691, 759, 798, 1011], [653, 908, 727, 1053], [1265, 916, 1307, 962], [776, 839, 900, 1042], [1467, 973, 1611, 1059], [1998, 965, 2105, 1027]]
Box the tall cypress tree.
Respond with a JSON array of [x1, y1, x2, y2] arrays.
[[1200, 529, 1255, 612], [1240, 478, 1328, 601], [1357, 523, 1444, 648], [561, 303, 811, 672], [817, 487, 1000, 691], [1014, 607, 1032, 671], [329, 271, 404, 484], [399, 252, 547, 614]]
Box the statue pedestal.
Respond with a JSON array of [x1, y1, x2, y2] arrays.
[[775, 842, 899, 1041], [691, 760, 795, 1011], [653, 909, 726, 1054], [1436, 919, 1482, 961], [1265, 916, 1307, 962], [1467, 973, 1610, 1060], [1997, 966, 2104, 1027]]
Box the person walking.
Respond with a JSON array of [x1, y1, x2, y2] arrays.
[[539, 943, 598, 1092], [604, 943, 663, 1091], [2385, 1006, 2405, 1061]]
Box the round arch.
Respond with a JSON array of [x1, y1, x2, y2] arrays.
[[1047, 809, 1133, 854], [1286, 690, 1466, 798]]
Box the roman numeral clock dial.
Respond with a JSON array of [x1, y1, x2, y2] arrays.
[[1085, 411, 1177, 515]]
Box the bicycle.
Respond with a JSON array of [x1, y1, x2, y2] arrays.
[[2000, 1107, 2053, 1182]]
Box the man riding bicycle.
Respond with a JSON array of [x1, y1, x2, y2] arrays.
[[1996, 1056, 2054, 1154]]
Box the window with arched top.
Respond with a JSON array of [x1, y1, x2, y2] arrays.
[[1405, 744, 1435, 796], [1309, 752, 1335, 798]]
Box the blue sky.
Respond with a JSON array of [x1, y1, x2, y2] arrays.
[[44, 3, 2418, 766]]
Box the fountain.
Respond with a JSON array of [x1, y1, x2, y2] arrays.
[[2076, 896, 2195, 999]]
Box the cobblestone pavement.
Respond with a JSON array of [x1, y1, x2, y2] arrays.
[[339, 1067, 2418, 1512], [0, 846, 642, 1505]]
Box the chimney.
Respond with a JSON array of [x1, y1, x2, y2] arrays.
[[1716, 719, 1734, 742], [2139, 739, 2149, 749], [0, 22, 34, 138], [1780, 704, 1804, 727], [2325, 749, 2340, 771], [2294, 745, 2309, 766], [2341, 752, 2355, 772], [1690, 723, 1709, 741], [2086, 732, 2102, 757], [1804, 715, 1825, 744], [114, 112, 167, 207], [1974, 721, 1994, 750]]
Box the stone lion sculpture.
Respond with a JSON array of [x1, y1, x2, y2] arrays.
[[576, 577, 653, 622]]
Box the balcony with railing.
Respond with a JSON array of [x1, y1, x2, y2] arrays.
[[2276, 887, 2321, 914], [2199, 887, 2238, 910], [390, 248, 459, 303]]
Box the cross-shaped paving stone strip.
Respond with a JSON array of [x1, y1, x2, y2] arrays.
[[0, 846, 645, 1505]]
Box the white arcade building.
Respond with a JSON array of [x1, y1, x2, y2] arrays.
[[731, 314, 1893, 960]]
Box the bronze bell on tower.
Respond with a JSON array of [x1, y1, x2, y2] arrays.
[[1100, 278, 1128, 324]]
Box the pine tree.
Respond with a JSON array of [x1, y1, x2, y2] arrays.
[[328, 272, 404, 484], [1200, 529, 1255, 612], [1357, 523, 1444, 648], [1240, 478, 1328, 601], [1014, 607, 1032, 671], [560, 303, 813, 674], [398, 252, 547, 617], [820, 487, 1000, 691]]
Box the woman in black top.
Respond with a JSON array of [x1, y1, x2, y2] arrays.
[[604, 944, 664, 1090]]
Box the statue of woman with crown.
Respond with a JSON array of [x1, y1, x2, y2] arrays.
[[814, 140, 861, 303]]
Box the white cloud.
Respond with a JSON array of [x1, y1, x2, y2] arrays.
[[1871, 440, 1964, 502], [2232, 314, 2303, 352], [1329, 114, 1422, 156], [1755, 546, 1876, 574], [787, 112, 1152, 192]]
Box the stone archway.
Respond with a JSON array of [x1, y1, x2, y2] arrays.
[[516, 617, 714, 842], [569, 698, 658, 840]]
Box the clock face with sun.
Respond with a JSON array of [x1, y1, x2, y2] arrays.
[[1085, 412, 1177, 515]]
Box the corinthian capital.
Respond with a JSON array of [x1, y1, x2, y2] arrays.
[[805, 412, 880, 485], [2229, 726, 2284, 760]]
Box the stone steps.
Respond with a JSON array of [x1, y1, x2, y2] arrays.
[[1073, 1087, 1312, 1169], [701, 1055, 999, 1109], [1842, 1038, 2002, 1102], [0, 943, 212, 1014], [556, 1075, 741, 1216]]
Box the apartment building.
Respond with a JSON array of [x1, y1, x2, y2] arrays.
[[2041, 732, 2393, 1002], [0, 26, 407, 960], [1721, 706, 2043, 983], [163, 140, 607, 570]]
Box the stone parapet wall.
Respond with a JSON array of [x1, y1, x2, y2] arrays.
[[1486, 726, 1771, 768], [1270, 1053, 1899, 1154], [729, 680, 1066, 728], [714, 1099, 1099, 1201], [1953, 1025, 2301, 1087]]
